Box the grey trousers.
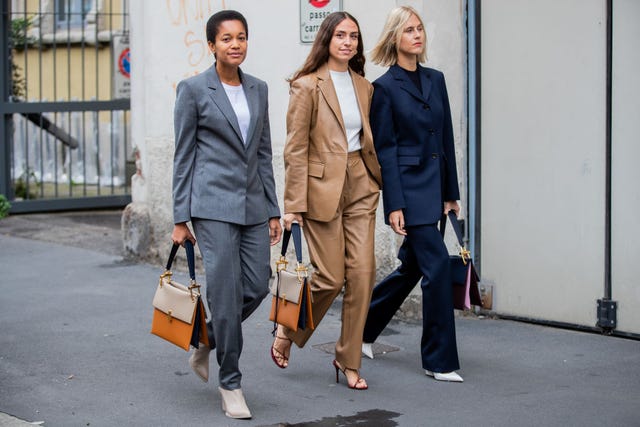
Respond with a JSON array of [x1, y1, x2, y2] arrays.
[[192, 218, 270, 390]]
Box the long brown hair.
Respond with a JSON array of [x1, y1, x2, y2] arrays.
[[289, 11, 365, 83]]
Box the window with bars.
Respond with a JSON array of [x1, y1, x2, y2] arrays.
[[55, 0, 94, 29], [10, 0, 129, 46]]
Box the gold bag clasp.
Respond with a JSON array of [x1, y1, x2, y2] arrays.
[[459, 247, 471, 265]]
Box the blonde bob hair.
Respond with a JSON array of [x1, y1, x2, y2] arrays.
[[370, 6, 427, 66]]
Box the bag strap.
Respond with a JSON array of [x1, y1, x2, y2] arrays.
[[165, 240, 196, 281], [440, 211, 471, 264], [439, 211, 464, 247], [280, 223, 303, 263]]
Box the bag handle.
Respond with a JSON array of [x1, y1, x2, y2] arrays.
[[440, 211, 471, 265], [439, 211, 464, 247], [165, 240, 196, 282], [280, 222, 303, 263]]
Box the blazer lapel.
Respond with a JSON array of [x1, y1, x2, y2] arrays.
[[350, 70, 369, 128], [316, 64, 346, 135], [240, 69, 260, 148], [206, 64, 244, 144], [418, 65, 433, 101], [390, 64, 428, 103]]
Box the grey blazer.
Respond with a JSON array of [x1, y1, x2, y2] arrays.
[[173, 64, 280, 225]]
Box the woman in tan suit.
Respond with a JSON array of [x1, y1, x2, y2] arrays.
[[270, 11, 381, 390]]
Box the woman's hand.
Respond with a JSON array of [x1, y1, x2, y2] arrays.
[[282, 213, 303, 230], [269, 218, 283, 246], [443, 201, 460, 217], [171, 222, 196, 246], [389, 210, 407, 236]]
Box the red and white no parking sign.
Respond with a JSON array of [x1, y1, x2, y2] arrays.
[[112, 34, 131, 99], [299, 0, 343, 43]]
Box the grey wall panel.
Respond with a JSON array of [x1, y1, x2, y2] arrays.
[[481, 0, 607, 325], [611, 0, 640, 334]]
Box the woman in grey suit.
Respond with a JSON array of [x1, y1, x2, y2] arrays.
[[171, 10, 282, 419]]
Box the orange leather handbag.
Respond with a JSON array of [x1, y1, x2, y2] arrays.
[[269, 223, 314, 333], [151, 241, 209, 351]]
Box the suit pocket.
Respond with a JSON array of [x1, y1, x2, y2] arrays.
[[398, 156, 421, 166], [308, 161, 325, 178], [397, 146, 422, 166]]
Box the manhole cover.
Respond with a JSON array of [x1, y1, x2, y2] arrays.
[[312, 341, 400, 356]]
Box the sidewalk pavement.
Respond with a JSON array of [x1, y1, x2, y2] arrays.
[[1, 211, 639, 427]]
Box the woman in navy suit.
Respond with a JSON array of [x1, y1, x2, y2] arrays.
[[362, 6, 463, 382]]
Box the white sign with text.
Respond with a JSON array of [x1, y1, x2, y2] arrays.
[[299, 0, 343, 43]]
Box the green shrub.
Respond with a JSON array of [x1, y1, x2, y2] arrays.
[[0, 195, 10, 219]]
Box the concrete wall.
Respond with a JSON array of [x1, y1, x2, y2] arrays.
[[611, 0, 640, 333], [479, 0, 640, 335], [124, 0, 468, 295], [481, 0, 608, 325]]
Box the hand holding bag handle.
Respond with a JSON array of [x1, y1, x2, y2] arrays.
[[439, 211, 471, 265], [165, 239, 196, 281], [284, 223, 304, 264], [274, 222, 306, 282]]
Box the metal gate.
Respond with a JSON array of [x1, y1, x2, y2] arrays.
[[1, 0, 131, 213]]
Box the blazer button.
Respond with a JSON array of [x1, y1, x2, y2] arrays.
[[423, 104, 431, 110], [429, 129, 435, 135], [432, 153, 439, 159]]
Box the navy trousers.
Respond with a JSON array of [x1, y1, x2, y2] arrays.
[[363, 224, 460, 373]]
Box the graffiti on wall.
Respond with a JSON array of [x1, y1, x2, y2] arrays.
[[166, 0, 227, 89]]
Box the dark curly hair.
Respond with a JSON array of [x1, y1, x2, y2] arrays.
[[206, 10, 248, 43]]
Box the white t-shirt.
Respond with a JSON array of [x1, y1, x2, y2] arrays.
[[329, 70, 362, 152], [222, 82, 251, 144]]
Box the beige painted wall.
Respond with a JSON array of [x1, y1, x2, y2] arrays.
[[480, 0, 609, 326], [611, 0, 640, 333], [14, 48, 114, 101]]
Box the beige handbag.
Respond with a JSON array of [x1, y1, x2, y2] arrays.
[[151, 241, 209, 351], [269, 223, 314, 332]]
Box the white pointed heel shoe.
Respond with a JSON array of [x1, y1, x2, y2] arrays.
[[218, 387, 252, 419], [425, 370, 463, 382], [362, 343, 374, 359], [188, 343, 211, 382]]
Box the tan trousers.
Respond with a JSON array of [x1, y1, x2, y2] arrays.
[[285, 151, 379, 370]]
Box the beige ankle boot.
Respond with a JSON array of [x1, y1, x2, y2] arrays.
[[188, 343, 211, 382], [218, 387, 252, 419]]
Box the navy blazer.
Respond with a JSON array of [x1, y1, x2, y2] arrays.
[[371, 64, 460, 226]]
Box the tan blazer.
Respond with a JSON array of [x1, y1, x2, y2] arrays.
[[283, 64, 382, 222]]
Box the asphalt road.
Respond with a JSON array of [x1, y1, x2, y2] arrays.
[[1, 211, 639, 427]]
